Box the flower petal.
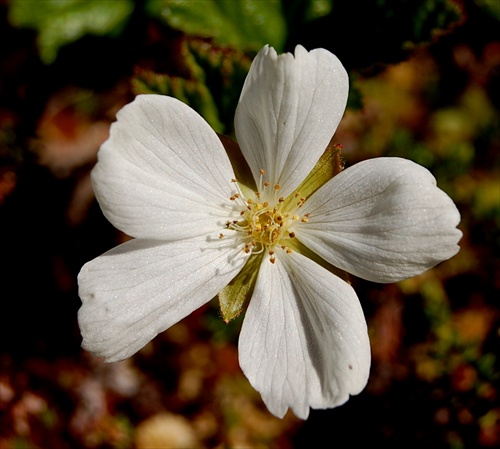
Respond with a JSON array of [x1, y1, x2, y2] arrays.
[[239, 250, 370, 419], [92, 94, 238, 240], [78, 234, 248, 362], [296, 157, 462, 283], [234, 45, 348, 198]]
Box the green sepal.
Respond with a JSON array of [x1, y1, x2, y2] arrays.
[[218, 253, 263, 323], [283, 138, 343, 210]]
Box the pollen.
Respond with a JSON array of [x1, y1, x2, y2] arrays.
[[227, 176, 312, 262]]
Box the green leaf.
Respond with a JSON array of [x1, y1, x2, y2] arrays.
[[8, 0, 134, 64], [186, 40, 252, 132], [476, 0, 500, 20], [218, 253, 263, 323], [132, 68, 224, 133], [146, 0, 286, 52]]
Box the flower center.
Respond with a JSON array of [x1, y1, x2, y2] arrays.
[[224, 170, 310, 263]]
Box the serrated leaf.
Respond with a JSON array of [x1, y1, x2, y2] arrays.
[[146, 0, 286, 52], [8, 0, 134, 64], [186, 40, 252, 130], [132, 69, 224, 133]]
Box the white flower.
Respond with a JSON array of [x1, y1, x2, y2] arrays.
[[77, 45, 462, 419]]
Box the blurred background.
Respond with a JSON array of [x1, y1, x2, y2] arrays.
[[0, 0, 499, 448]]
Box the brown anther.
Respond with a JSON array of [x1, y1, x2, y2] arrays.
[[301, 217, 309, 223], [289, 232, 295, 238], [295, 192, 300, 197], [260, 168, 265, 175], [263, 201, 269, 207], [240, 211, 245, 216], [255, 191, 261, 198], [264, 182, 270, 187], [274, 184, 280, 190], [278, 197, 284, 203], [276, 216, 283, 222], [247, 205, 252, 210], [269, 250, 275, 255], [270, 257, 276, 264], [219, 233, 224, 239], [247, 198, 253, 204], [231, 178, 237, 183], [286, 248, 292, 254]]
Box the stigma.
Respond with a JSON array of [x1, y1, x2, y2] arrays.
[[225, 170, 311, 263]]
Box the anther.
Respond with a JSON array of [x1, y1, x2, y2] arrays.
[[231, 178, 237, 183], [274, 184, 280, 190], [260, 168, 265, 175], [289, 232, 295, 238], [219, 233, 224, 239], [270, 257, 276, 264], [278, 197, 284, 203], [264, 182, 270, 187]]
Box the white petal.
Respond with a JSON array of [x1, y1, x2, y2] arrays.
[[239, 250, 370, 419], [92, 94, 238, 240], [296, 157, 462, 283], [234, 45, 348, 198], [78, 233, 248, 362]]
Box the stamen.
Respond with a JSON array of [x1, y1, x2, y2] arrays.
[[228, 176, 306, 258]]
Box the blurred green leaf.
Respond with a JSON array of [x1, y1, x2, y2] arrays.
[[146, 0, 286, 51], [185, 40, 251, 132], [476, 0, 500, 20], [132, 68, 224, 133], [291, 0, 462, 69], [8, 0, 134, 64], [132, 39, 252, 133]]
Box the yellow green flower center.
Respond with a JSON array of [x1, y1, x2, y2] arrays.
[[224, 171, 310, 263]]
